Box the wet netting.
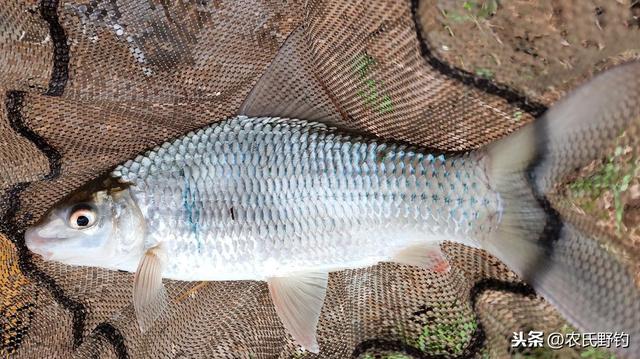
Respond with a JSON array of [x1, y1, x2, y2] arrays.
[[1, 1, 639, 358]]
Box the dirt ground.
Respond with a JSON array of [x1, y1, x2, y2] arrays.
[[421, 0, 640, 249], [420, 0, 640, 104]]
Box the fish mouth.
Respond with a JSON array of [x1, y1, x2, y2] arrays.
[[24, 228, 54, 259]]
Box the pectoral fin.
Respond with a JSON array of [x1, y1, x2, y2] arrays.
[[392, 242, 451, 273], [133, 246, 167, 332], [267, 272, 328, 353]]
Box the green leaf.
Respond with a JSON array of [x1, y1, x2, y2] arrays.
[[354, 54, 376, 79], [379, 94, 394, 113], [477, 0, 499, 19], [513, 111, 523, 121]]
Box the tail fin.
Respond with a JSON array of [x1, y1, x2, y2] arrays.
[[485, 62, 640, 354]]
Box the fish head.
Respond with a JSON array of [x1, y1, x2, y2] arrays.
[[25, 182, 146, 270]]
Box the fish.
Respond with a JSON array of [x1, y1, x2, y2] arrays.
[[25, 62, 640, 355]]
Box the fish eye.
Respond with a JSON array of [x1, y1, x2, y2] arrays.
[[68, 204, 97, 230]]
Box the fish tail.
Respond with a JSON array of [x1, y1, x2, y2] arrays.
[[484, 62, 640, 353]]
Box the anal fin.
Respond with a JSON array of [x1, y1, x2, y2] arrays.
[[267, 272, 328, 353], [392, 242, 451, 273], [133, 246, 168, 332]]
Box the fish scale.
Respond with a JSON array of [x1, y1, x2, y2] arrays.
[[25, 64, 640, 354], [112, 116, 501, 280]]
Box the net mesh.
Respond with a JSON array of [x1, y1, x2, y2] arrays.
[[1, 0, 638, 358]]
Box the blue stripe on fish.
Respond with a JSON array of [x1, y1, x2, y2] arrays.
[[181, 172, 202, 253]]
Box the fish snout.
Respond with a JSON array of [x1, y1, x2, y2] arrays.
[[24, 228, 54, 259]]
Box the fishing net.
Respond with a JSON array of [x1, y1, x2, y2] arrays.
[[1, 0, 639, 357]]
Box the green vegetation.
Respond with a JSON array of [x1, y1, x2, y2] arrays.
[[353, 53, 394, 114], [389, 300, 477, 356], [442, 0, 499, 23], [354, 52, 376, 78], [403, 300, 477, 356], [580, 347, 616, 359], [512, 110, 523, 122], [466, 0, 499, 20], [386, 354, 412, 359], [416, 316, 477, 355], [568, 134, 638, 232], [361, 353, 412, 359], [475, 67, 494, 79]]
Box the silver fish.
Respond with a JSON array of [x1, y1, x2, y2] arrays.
[[26, 63, 640, 355]]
